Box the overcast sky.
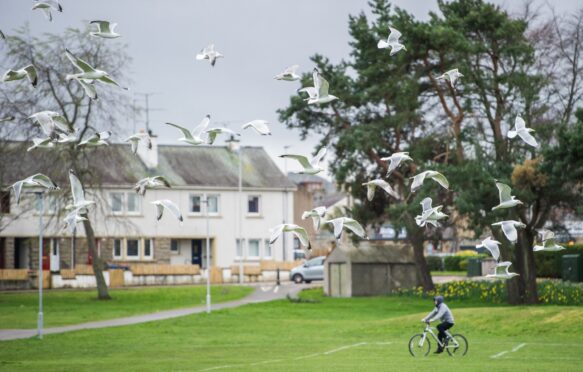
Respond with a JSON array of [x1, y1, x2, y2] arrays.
[[1, 0, 579, 177]]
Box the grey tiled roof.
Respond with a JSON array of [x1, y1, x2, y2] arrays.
[[0, 142, 294, 189]]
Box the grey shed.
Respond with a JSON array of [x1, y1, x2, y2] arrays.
[[324, 241, 420, 297]]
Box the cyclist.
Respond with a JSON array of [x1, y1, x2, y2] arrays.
[[421, 295, 454, 354]]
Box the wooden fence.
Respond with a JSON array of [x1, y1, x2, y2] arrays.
[[0, 269, 29, 281], [260, 260, 303, 271], [129, 264, 201, 276]]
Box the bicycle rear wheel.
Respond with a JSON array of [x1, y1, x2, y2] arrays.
[[446, 334, 468, 356], [408, 334, 430, 357]]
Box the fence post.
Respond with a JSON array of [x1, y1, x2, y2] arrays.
[[276, 268, 280, 286]]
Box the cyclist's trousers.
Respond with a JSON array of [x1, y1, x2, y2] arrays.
[[437, 322, 454, 344]]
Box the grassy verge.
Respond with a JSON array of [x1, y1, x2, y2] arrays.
[[431, 271, 467, 277], [0, 285, 253, 329], [0, 288, 581, 371]]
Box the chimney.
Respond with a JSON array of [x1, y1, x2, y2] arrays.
[[137, 130, 158, 168]]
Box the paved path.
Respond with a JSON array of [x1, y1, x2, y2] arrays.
[[0, 283, 315, 342]]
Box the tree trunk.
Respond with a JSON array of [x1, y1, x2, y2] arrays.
[[82, 217, 111, 300], [409, 231, 435, 292], [492, 229, 524, 304], [520, 230, 538, 304]]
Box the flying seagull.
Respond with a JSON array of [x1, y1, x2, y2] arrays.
[[67, 169, 96, 211], [75, 78, 98, 100], [279, 147, 326, 175], [205, 127, 239, 145], [77, 131, 111, 148], [0, 116, 15, 122], [476, 237, 502, 261], [301, 206, 327, 231], [533, 230, 565, 252], [57, 131, 79, 144], [2, 65, 38, 87], [436, 69, 464, 88], [298, 68, 338, 105], [196, 44, 223, 67], [125, 132, 152, 154], [486, 261, 519, 279], [29, 111, 72, 136], [377, 26, 406, 55], [65, 49, 126, 95], [242, 120, 271, 135], [274, 65, 300, 81], [491, 220, 526, 243], [415, 197, 448, 228], [492, 182, 523, 211], [134, 176, 171, 196], [269, 224, 311, 256], [410, 170, 449, 192], [362, 179, 400, 201], [61, 207, 88, 233], [32, 0, 63, 22], [11, 173, 59, 205], [0, 30, 5, 40], [325, 217, 367, 241], [507, 115, 538, 148], [90, 21, 121, 38], [380, 152, 412, 177], [152, 199, 183, 222], [27, 137, 55, 152], [166, 114, 210, 146]]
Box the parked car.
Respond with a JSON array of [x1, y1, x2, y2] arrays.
[[290, 256, 325, 284]]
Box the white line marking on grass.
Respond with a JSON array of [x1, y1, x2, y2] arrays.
[[198, 365, 239, 371], [274, 286, 279, 293], [512, 343, 526, 352], [323, 342, 368, 355], [249, 359, 283, 366], [374, 342, 393, 345], [294, 353, 321, 361], [491, 343, 527, 359]]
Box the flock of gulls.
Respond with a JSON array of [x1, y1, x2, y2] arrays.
[[2, 2, 565, 277]]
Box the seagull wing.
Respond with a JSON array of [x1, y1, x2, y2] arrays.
[[243, 120, 270, 135], [517, 129, 538, 147], [495, 182, 512, 203], [153, 202, 164, 220], [515, 116, 526, 131], [98, 75, 124, 88], [31, 173, 58, 189], [388, 27, 402, 44], [364, 181, 377, 201], [69, 170, 86, 205], [65, 49, 96, 73], [313, 206, 327, 217], [310, 147, 327, 167], [269, 224, 285, 245], [484, 239, 501, 261], [375, 179, 400, 199], [90, 20, 111, 33], [166, 122, 194, 140], [285, 65, 299, 74], [298, 87, 317, 99], [23, 65, 38, 87], [410, 172, 427, 192], [288, 225, 310, 247], [421, 197, 433, 213], [11, 181, 24, 205], [193, 115, 211, 137], [429, 171, 449, 189], [317, 73, 330, 98], [343, 218, 367, 239], [501, 221, 518, 242], [153, 176, 171, 188], [312, 69, 321, 96], [76, 78, 98, 100], [542, 230, 555, 242], [280, 154, 311, 170], [329, 218, 345, 240], [160, 200, 183, 222]]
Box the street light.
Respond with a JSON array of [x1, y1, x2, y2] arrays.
[[226, 135, 244, 284], [203, 193, 211, 314], [35, 191, 45, 339], [283, 145, 291, 262]]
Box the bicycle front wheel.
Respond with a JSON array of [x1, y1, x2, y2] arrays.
[[408, 334, 430, 357], [446, 334, 468, 357]]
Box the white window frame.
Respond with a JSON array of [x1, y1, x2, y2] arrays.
[[143, 239, 154, 260], [248, 239, 260, 259], [170, 239, 179, 253], [110, 192, 124, 215], [113, 239, 122, 260], [247, 195, 261, 216], [188, 194, 203, 216], [125, 239, 141, 260], [206, 194, 220, 216], [126, 192, 141, 215], [263, 239, 272, 259]]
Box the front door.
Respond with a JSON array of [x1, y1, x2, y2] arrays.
[[191, 240, 203, 267], [0, 238, 5, 269], [42, 239, 50, 271], [50, 239, 60, 272]]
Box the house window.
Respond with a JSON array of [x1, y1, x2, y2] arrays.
[[144, 239, 153, 259], [0, 191, 10, 214], [170, 239, 179, 252], [248, 196, 260, 214], [127, 193, 140, 213], [126, 239, 140, 258], [248, 239, 260, 258], [110, 192, 123, 213], [264, 239, 272, 258], [207, 195, 219, 214], [190, 195, 202, 213], [113, 239, 122, 259], [236, 239, 244, 258]]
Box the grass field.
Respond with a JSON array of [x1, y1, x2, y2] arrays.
[[1, 288, 582, 371], [431, 271, 467, 277], [0, 285, 253, 328]]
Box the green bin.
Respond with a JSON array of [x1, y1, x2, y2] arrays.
[[562, 254, 583, 282], [467, 258, 482, 277]]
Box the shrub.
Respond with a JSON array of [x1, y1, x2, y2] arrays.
[[459, 259, 469, 271], [456, 250, 479, 257], [426, 256, 443, 271], [396, 279, 583, 305], [535, 244, 583, 278], [444, 256, 464, 271]]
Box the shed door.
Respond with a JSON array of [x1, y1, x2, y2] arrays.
[[50, 239, 60, 272], [329, 263, 347, 297], [352, 264, 391, 296]]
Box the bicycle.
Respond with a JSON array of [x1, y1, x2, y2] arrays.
[[408, 322, 468, 357]]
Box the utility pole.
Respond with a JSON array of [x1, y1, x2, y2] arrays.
[[283, 145, 291, 262], [203, 193, 211, 314], [135, 92, 164, 135], [36, 191, 44, 339]]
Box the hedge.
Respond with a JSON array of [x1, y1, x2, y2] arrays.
[[535, 244, 583, 278], [426, 255, 443, 271]]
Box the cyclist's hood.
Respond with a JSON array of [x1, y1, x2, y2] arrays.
[[434, 295, 444, 307]]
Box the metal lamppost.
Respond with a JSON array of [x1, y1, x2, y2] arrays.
[[203, 193, 211, 314], [227, 135, 244, 284], [282, 145, 291, 262], [36, 191, 45, 339]]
